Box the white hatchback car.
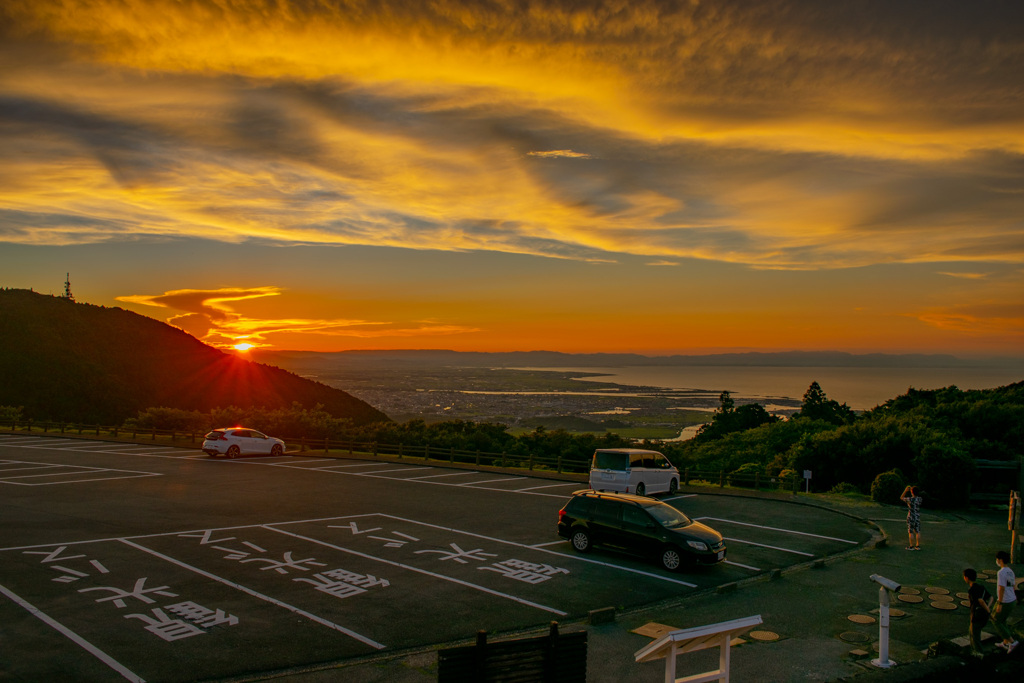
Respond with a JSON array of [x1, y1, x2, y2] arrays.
[[202, 428, 286, 458]]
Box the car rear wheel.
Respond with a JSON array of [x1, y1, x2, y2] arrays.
[[271, 444, 283, 457], [635, 482, 646, 496], [661, 546, 682, 571], [226, 445, 240, 459], [570, 529, 592, 553], [669, 478, 678, 495]]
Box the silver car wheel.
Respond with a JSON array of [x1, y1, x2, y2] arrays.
[[571, 530, 591, 553], [661, 547, 682, 571]]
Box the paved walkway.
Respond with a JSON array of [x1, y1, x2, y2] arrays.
[[252, 494, 1022, 682]]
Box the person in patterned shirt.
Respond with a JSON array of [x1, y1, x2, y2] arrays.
[[900, 485, 922, 550]]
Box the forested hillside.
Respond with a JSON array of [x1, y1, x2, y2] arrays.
[[0, 289, 388, 425], [661, 381, 1024, 506]]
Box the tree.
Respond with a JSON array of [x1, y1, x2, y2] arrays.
[[794, 381, 855, 425], [693, 391, 777, 442]]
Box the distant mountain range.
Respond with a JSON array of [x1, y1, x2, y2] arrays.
[[0, 289, 388, 425], [251, 348, 1016, 370]]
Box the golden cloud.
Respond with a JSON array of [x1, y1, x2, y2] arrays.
[[116, 286, 478, 348], [1, 0, 1022, 272]]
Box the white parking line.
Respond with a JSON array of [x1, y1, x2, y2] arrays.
[[457, 477, 527, 486], [0, 459, 161, 486], [724, 559, 761, 572], [0, 438, 77, 446], [266, 526, 568, 617], [529, 540, 568, 548], [373, 514, 698, 588], [403, 471, 480, 480], [662, 494, 698, 502], [0, 582, 144, 682], [724, 537, 814, 557], [354, 467, 429, 476], [514, 483, 581, 492], [121, 538, 386, 650], [0, 464, 65, 474], [696, 517, 858, 544], [1, 472, 161, 485], [321, 462, 405, 469]]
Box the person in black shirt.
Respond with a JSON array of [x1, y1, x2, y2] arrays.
[[964, 567, 993, 656]]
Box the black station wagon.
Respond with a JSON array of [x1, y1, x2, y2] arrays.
[[556, 490, 726, 570]]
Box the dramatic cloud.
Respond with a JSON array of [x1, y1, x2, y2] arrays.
[[116, 286, 479, 348], [1, 0, 1021, 271]]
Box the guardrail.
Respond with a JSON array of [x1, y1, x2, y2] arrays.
[[1, 419, 801, 493]]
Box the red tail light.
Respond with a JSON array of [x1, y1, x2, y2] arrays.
[[558, 509, 567, 523]]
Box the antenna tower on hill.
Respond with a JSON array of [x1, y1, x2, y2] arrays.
[[63, 273, 75, 302]]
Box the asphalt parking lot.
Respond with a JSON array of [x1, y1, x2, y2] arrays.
[[0, 433, 880, 681]]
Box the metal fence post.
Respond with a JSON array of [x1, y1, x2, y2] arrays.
[[557, 455, 562, 474]]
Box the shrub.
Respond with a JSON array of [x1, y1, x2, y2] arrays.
[[871, 469, 906, 504], [829, 482, 861, 495], [913, 443, 975, 508], [728, 462, 764, 488]]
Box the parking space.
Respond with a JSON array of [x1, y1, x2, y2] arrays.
[[0, 435, 874, 681]]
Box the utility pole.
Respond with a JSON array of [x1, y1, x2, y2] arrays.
[[63, 273, 75, 302]]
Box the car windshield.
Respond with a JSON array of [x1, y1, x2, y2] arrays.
[[645, 503, 692, 528]]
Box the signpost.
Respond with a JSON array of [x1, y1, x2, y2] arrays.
[[1010, 490, 1021, 564]]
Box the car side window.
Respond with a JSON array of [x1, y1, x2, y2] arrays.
[[568, 497, 594, 516], [622, 505, 650, 528], [642, 454, 656, 468], [230, 430, 248, 438], [656, 455, 671, 469], [592, 499, 621, 524], [251, 431, 266, 439], [630, 453, 644, 469]]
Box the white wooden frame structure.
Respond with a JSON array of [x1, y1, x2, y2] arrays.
[[633, 615, 763, 683]]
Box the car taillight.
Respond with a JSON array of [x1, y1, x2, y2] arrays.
[[558, 509, 567, 522]]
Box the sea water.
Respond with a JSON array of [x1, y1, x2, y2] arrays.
[[534, 365, 1024, 411]]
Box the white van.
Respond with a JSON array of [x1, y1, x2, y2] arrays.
[[589, 448, 680, 496]]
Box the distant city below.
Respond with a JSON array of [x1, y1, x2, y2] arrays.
[[251, 350, 1024, 440]]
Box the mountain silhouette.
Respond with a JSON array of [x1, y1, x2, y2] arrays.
[[0, 289, 388, 425]]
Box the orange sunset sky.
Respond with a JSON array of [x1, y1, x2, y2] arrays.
[[1, 1, 1022, 356]]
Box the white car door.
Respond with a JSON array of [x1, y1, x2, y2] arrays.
[[249, 430, 273, 454], [229, 429, 254, 454]]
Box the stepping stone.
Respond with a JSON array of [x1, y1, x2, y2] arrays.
[[848, 614, 876, 624]]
